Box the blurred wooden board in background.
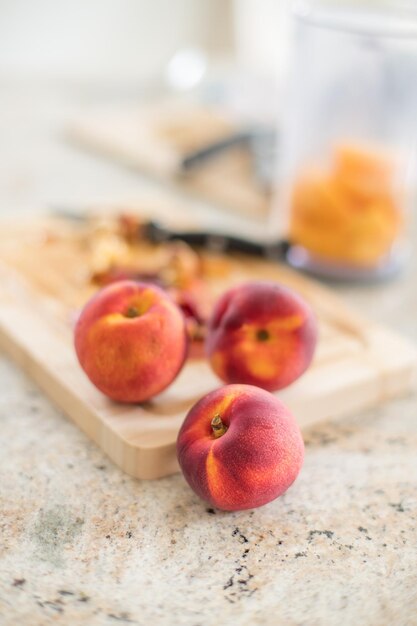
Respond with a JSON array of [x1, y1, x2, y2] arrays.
[[68, 102, 271, 218], [0, 210, 415, 479]]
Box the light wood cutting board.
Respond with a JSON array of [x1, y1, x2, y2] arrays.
[[0, 213, 415, 479], [68, 101, 271, 219]]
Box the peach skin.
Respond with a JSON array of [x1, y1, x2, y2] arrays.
[[205, 282, 317, 391], [177, 384, 304, 511], [74, 280, 187, 402]]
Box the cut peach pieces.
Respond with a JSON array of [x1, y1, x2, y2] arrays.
[[333, 142, 397, 199], [289, 144, 404, 268]]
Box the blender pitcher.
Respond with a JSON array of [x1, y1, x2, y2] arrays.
[[276, 1, 417, 279]]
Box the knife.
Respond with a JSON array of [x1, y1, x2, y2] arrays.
[[179, 130, 255, 172], [142, 220, 289, 260], [51, 207, 289, 260], [178, 127, 278, 191]]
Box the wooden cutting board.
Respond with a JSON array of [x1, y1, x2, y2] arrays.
[[68, 101, 271, 219], [0, 213, 415, 479]]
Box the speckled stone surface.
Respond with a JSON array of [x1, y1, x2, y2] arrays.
[[1, 356, 417, 626], [0, 82, 417, 626]]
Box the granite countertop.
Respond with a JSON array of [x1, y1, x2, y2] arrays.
[[0, 82, 416, 626]]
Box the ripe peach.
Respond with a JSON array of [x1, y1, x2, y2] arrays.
[[177, 384, 304, 511], [206, 282, 317, 391], [74, 280, 187, 402]]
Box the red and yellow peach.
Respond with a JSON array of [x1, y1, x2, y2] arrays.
[[177, 384, 304, 511], [205, 281, 317, 391], [74, 280, 187, 402]]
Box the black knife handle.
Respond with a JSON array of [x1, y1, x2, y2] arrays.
[[143, 221, 288, 260]]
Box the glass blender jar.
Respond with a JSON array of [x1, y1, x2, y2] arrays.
[[277, 1, 417, 279]]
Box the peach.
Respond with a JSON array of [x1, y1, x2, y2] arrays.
[[206, 282, 317, 391], [74, 280, 187, 402], [177, 384, 304, 511]]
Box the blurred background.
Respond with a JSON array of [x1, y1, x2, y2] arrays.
[[1, 0, 417, 281], [0, 0, 289, 216], [0, 0, 289, 83]]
